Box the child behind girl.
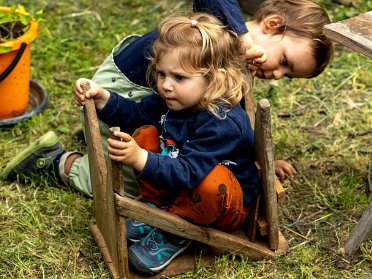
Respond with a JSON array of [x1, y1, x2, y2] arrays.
[[74, 12, 259, 275]]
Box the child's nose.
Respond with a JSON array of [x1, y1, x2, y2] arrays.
[[272, 69, 284, 80], [162, 77, 173, 91]]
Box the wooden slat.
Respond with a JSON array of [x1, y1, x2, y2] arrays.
[[108, 127, 129, 279], [90, 224, 119, 279], [243, 73, 255, 129], [344, 201, 372, 261], [82, 81, 121, 278], [254, 99, 279, 250], [256, 216, 268, 236], [115, 195, 276, 260], [246, 196, 260, 242], [275, 178, 285, 203], [243, 74, 261, 242], [323, 11, 372, 58]]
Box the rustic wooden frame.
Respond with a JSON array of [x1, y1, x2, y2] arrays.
[[82, 80, 289, 278]]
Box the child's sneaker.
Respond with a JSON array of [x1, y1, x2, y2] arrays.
[[126, 203, 158, 242], [128, 228, 191, 275], [1, 131, 65, 181], [126, 219, 154, 243]]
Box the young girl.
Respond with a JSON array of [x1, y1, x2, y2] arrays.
[[74, 12, 259, 275]]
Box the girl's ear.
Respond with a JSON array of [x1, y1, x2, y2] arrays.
[[262, 15, 285, 33]]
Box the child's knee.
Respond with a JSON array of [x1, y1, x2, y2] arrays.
[[132, 125, 160, 153], [170, 164, 245, 227]]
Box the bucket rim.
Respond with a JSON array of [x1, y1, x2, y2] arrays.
[[0, 6, 39, 51]]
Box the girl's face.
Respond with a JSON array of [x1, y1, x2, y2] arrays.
[[156, 48, 209, 111], [255, 33, 317, 80], [248, 15, 317, 80]]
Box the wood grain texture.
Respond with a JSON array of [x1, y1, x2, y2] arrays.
[[254, 99, 279, 250], [115, 195, 277, 260], [344, 201, 372, 261], [323, 12, 372, 58], [83, 82, 126, 278]]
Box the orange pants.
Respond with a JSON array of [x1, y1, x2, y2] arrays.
[[133, 125, 249, 232]]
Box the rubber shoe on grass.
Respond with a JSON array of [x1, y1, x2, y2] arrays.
[[128, 228, 191, 275], [1, 131, 65, 180]]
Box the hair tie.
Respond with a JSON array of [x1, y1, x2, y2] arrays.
[[191, 19, 198, 27]]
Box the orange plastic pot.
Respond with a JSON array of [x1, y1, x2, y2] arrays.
[[0, 7, 38, 120]]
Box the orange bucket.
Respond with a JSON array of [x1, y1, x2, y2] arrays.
[[0, 7, 38, 120]]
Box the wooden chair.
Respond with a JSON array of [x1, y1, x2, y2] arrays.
[[81, 78, 289, 279]]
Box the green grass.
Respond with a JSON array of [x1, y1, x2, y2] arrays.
[[1, 0, 371, 278]]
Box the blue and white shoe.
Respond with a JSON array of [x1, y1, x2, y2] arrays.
[[126, 203, 158, 243], [126, 219, 154, 243], [128, 228, 191, 274]]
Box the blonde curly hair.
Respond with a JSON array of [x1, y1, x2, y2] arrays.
[[147, 12, 251, 118]]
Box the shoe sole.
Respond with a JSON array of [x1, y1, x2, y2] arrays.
[[1, 131, 59, 179]]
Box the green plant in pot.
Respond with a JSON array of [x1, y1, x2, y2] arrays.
[[0, 4, 48, 120]]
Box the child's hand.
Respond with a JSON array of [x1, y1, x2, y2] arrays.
[[274, 160, 297, 181], [239, 32, 267, 75], [107, 131, 148, 172], [74, 78, 110, 110]]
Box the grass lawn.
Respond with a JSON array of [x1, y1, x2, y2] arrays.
[[0, 0, 371, 278]]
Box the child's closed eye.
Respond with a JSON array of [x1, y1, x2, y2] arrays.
[[281, 56, 289, 66]]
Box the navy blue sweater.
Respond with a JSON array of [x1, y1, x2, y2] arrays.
[[98, 92, 260, 206], [114, 0, 247, 87]]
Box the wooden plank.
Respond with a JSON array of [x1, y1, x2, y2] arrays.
[[243, 75, 260, 242], [275, 178, 285, 203], [254, 99, 279, 250], [257, 216, 268, 236], [82, 81, 120, 278], [232, 229, 289, 255], [243, 74, 255, 129], [108, 127, 129, 279], [115, 195, 277, 260], [90, 224, 119, 279], [344, 201, 372, 262], [246, 196, 260, 242], [323, 11, 372, 58]]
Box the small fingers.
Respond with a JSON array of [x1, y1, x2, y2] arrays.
[[276, 168, 286, 181], [275, 160, 297, 181], [113, 131, 132, 142], [245, 45, 266, 61]]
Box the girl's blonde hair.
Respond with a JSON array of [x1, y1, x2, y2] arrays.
[[147, 12, 250, 118], [253, 0, 333, 78]]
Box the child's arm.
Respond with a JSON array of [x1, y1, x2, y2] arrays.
[[107, 131, 148, 172], [194, 0, 247, 35], [74, 78, 110, 110], [193, 0, 266, 68]]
